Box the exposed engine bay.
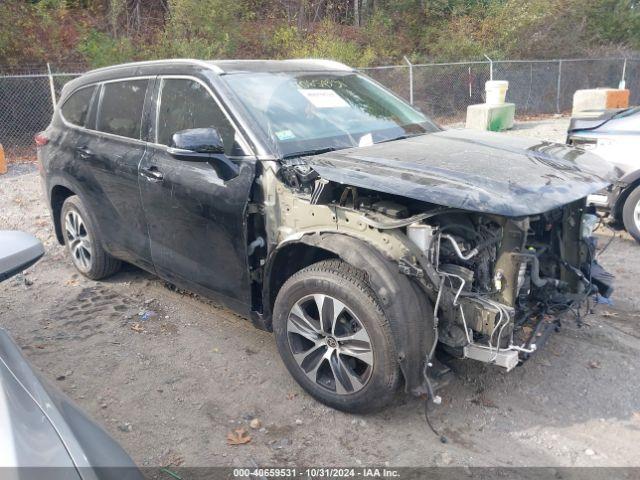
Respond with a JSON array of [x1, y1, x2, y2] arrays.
[[277, 160, 614, 374]]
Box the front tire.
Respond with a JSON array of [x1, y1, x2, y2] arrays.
[[273, 259, 400, 413], [622, 185, 640, 243], [61, 195, 121, 280]]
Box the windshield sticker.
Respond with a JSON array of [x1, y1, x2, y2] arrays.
[[299, 89, 349, 109], [358, 133, 373, 147], [275, 129, 296, 141]]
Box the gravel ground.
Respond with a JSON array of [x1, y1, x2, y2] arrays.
[[1, 117, 639, 469]]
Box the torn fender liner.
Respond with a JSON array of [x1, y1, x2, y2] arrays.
[[304, 129, 616, 217], [297, 233, 434, 395]]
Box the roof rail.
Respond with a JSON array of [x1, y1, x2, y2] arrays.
[[282, 59, 353, 71], [84, 59, 223, 75]]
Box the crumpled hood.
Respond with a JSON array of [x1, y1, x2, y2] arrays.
[[304, 129, 615, 217]]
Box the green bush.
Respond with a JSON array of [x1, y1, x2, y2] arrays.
[[77, 29, 137, 68], [271, 21, 376, 68], [161, 0, 242, 58]]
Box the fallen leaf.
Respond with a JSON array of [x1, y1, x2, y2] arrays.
[[601, 311, 618, 318], [130, 323, 145, 333], [287, 392, 298, 400], [588, 361, 601, 369], [227, 428, 251, 445]]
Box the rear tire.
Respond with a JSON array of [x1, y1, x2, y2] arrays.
[[273, 259, 400, 413], [622, 185, 640, 243], [61, 195, 121, 280]]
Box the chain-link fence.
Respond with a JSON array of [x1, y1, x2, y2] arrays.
[[1, 58, 639, 161], [363, 57, 640, 123], [0, 64, 83, 162]]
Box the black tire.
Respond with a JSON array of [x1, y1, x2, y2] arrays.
[[60, 195, 121, 280], [622, 185, 640, 243], [273, 259, 400, 413]]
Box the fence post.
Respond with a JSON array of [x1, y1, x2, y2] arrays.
[[556, 59, 562, 114], [403, 56, 414, 105], [484, 54, 493, 80], [619, 58, 627, 89], [46, 63, 57, 109]]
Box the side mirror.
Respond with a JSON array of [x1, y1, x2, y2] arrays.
[[167, 127, 240, 181], [0, 231, 45, 282], [170, 128, 224, 155]]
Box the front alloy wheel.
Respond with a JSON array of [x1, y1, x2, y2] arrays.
[[287, 294, 373, 395], [273, 259, 400, 413]]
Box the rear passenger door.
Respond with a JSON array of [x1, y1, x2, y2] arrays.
[[138, 76, 256, 311], [83, 78, 154, 270]]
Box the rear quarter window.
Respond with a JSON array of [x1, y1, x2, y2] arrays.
[[97, 79, 148, 140], [61, 86, 95, 127]]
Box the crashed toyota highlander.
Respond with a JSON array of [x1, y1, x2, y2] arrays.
[[38, 59, 614, 412]]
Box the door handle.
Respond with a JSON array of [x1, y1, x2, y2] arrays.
[[76, 146, 93, 159], [140, 166, 164, 182]]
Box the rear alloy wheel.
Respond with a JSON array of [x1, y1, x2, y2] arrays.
[[622, 185, 640, 243], [64, 209, 92, 273], [61, 195, 121, 280], [273, 259, 400, 413]]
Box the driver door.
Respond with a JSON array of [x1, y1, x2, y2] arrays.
[[138, 76, 256, 311]]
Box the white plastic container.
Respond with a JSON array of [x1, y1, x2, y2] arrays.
[[485, 80, 509, 105]]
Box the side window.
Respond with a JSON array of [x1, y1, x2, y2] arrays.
[[61, 86, 95, 127], [157, 78, 241, 156], [97, 79, 148, 140]]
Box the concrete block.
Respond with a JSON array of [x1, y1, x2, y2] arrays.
[[466, 103, 515, 132], [572, 88, 630, 115]]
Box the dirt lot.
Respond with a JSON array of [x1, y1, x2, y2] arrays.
[[1, 117, 640, 469]]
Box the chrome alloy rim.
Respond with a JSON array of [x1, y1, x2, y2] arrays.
[[65, 210, 92, 272], [634, 198, 640, 232], [286, 294, 373, 394]]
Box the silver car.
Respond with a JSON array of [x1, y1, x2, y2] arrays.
[[0, 230, 142, 480], [568, 107, 640, 242]]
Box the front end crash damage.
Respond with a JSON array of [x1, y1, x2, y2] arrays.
[[249, 151, 614, 398]]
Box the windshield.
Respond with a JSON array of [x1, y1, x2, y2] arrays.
[[221, 71, 439, 157]]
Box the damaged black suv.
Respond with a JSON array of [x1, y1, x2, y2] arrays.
[[38, 59, 614, 413]]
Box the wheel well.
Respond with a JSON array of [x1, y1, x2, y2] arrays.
[[614, 178, 640, 221], [266, 243, 336, 317], [50, 185, 75, 244]]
